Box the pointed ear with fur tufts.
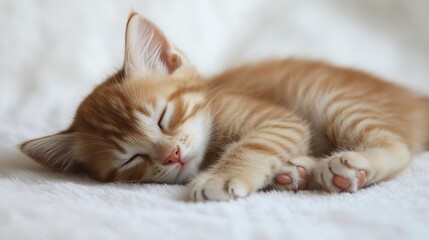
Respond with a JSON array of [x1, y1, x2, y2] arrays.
[[123, 13, 190, 77], [20, 132, 81, 172]]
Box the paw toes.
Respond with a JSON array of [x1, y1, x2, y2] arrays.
[[333, 175, 351, 190], [331, 170, 367, 191], [296, 167, 309, 190], [274, 166, 309, 191], [315, 152, 371, 193], [201, 189, 209, 200], [297, 166, 307, 178], [189, 174, 251, 202], [358, 170, 366, 188], [275, 174, 292, 185], [227, 179, 249, 199]]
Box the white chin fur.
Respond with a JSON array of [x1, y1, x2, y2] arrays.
[[175, 113, 212, 183]]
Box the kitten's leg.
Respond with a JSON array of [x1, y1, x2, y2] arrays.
[[189, 97, 313, 201], [189, 145, 314, 201], [314, 129, 412, 192], [189, 144, 314, 201]]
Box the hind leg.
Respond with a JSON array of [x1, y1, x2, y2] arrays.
[[314, 132, 411, 192]]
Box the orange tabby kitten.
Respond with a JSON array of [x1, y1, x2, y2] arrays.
[[21, 14, 429, 201]]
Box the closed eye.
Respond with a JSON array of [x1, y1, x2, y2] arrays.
[[120, 154, 147, 168], [158, 106, 167, 130]]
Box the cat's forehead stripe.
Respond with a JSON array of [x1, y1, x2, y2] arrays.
[[169, 98, 185, 128], [181, 103, 205, 123], [135, 108, 168, 139], [136, 100, 157, 116], [107, 137, 127, 154], [168, 85, 204, 101], [137, 104, 151, 116]]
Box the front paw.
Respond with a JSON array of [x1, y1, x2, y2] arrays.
[[188, 173, 251, 202], [314, 151, 369, 193]]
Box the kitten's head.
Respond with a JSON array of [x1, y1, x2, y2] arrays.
[[20, 14, 212, 183]]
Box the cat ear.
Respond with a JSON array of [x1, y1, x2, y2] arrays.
[[124, 13, 187, 77], [20, 132, 80, 172]]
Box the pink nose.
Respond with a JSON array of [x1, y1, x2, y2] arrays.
[[162, 146, 181, 165]]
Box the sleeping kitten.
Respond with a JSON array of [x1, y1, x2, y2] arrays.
[[20, 13, 429, 201]]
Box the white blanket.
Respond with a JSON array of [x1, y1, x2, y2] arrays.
[[1, 1, 428, 239]]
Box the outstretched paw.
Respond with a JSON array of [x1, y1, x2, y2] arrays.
[[315, 151, 370, 192], [188, 173, 252, 202]]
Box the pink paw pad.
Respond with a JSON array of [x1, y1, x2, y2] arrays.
[[332, 170, 366, 191], [275, 167, 309, 190]]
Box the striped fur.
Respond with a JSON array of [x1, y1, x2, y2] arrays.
[[209, 59, 429, 194], [189, 94, 313, 200], [20, 14, 429, 201]]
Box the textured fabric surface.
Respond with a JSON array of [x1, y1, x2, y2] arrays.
[[1, 1, 428, 240]]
